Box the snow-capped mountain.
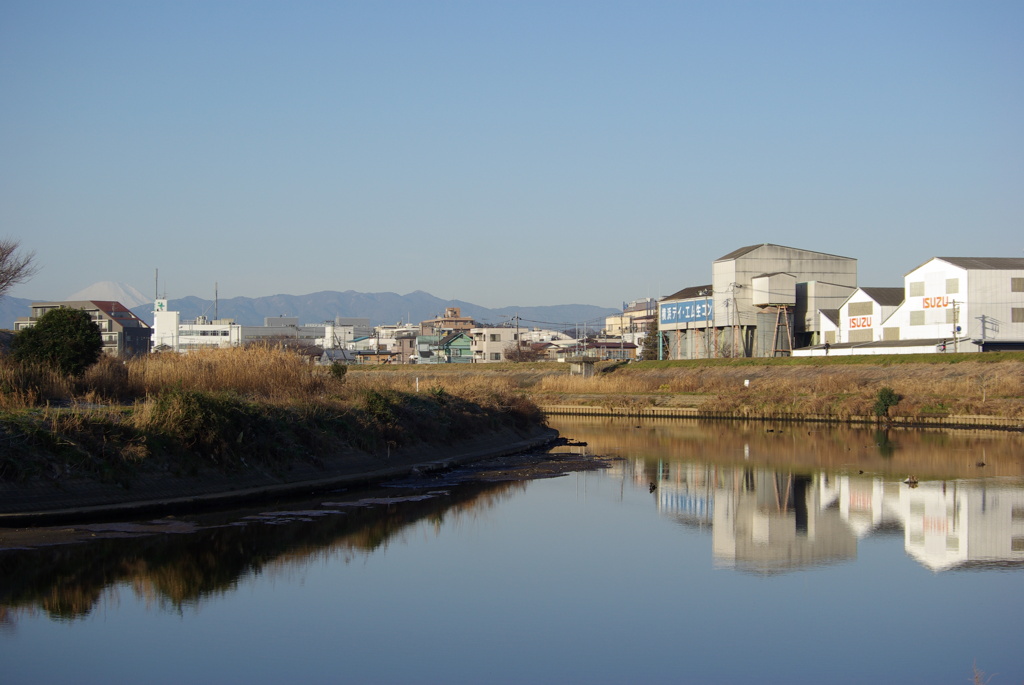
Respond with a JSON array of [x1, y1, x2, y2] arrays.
[[66, 282, 151, 309]]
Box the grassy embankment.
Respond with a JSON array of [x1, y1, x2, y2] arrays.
[[3, 349, 1022, 485], [350, 352, 1024, 424], [0, 346, 542, 485]]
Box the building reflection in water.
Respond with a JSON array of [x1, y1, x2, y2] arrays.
[[559, 414, 1024, 575], [636, 457, 1024, 573]]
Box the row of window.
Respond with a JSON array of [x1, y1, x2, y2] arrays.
[[909, 308, 1024, 325], [909, 277, 1024, 296]]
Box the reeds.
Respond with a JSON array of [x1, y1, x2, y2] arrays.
[[0, 357, 72, 408], [126, 345, 331, 400], [0, 346, 547, 481]]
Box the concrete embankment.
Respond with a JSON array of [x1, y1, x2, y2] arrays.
[[539, 405, 1024, 431], [0, 425, 558, 525]]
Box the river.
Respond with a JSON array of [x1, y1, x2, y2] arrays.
[[2, 417, 1022, 684]]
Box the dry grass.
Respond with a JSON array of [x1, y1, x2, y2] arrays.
[[0, 347, 547, 481], [349, 355, 1024, 420], [0, 358, 73, 408], [126, 346, 333, 400]]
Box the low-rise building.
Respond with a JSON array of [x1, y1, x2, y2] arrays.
[[605, 298, 658, 337], [420, 307, 476, 335], [15, 300, 152, 357], [470, 327, 521, 362], [152, 300, 326, 352]]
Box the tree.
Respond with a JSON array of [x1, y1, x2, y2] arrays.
[[503, 342, 542, 362], [640, 316, 665, 361], [12, 307, 103, 376], [0, 238, 38, 299]]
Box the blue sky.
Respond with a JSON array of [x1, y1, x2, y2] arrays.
[[2, 1, 1022, 308]]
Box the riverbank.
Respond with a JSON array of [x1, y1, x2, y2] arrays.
[[4, 350, 1023, 522], [352, 352, 1024, 431], [0, 346, 552, 522], [0, 423, 557, 525]]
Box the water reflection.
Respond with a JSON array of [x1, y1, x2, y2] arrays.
[[0, 479, 528, 625], [2, 418, 1022, 629], [552, 416, 1024, 574]]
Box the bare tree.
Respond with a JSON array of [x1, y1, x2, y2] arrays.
[[503, 342, 542, 362], [0, 238, 38, 299]]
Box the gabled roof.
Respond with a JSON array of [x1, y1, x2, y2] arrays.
[[938, 257, 1024, 271], [859, 287, 904, 307], [714, 243, 853, 262], [587, 341, 637, 349], [663, 284, 712, 301], [819, 309, 840, 326], [439, 331, 471, 346], [31, 300, 150, 329], [320, 349, 357, 363], [716, 244, 765, 261]]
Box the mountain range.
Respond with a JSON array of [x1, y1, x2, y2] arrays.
[[1, 283, 619, 332]]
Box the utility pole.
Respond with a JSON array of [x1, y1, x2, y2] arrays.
[[515, 312, 521, 361], [952, 300, 960, 353], [976, 314, 989, 341]]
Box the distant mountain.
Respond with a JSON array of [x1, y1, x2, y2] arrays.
[[1, 282, 150, 330], [0, 287, 617, 331], [147, 290, 618, 330], [0, 296, 34, 330], [67, 281, 151, 308]]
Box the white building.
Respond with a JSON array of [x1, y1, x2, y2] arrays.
[[825, 287, 905, 345], [799, 257, 1024, 355], [470, 327, 521, 362], [887, 257, 1024, 350], [153, 300, 328, 352]]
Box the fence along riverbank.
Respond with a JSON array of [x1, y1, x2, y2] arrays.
[[539, 404, 1024, 431]]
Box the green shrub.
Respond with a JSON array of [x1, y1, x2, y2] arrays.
[[12, 307, 103, 377], [872, 386, 902, 417], [329, 362, 348, 381]]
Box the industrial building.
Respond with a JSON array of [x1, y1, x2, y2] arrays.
[[799, 256, 1024, 355], [659, 244, 857, 359]]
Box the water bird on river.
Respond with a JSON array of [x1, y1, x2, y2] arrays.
[[903, 475, 919, 486]]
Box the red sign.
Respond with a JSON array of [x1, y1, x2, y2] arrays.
[[923, 296, 950, 309], [849, 316, 872, 328]]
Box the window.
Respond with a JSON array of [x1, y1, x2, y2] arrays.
[[848, 301, 872, 316], [1012, 278, 1024, 293], [489, 334, 501, 342], [909, 282, 925, 297], [946, 278, 959, 294], [490, 352, 502, 361], [1012, 308, 1024, 324], [910, 311, 925, 325]]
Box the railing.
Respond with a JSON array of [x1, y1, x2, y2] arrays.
[[538, 405, 1024, 430]]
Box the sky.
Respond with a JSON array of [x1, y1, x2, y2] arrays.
[[2, 1, 1022, 309]]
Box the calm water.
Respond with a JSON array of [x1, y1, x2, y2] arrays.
[[2, 417, 1023, 685]]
